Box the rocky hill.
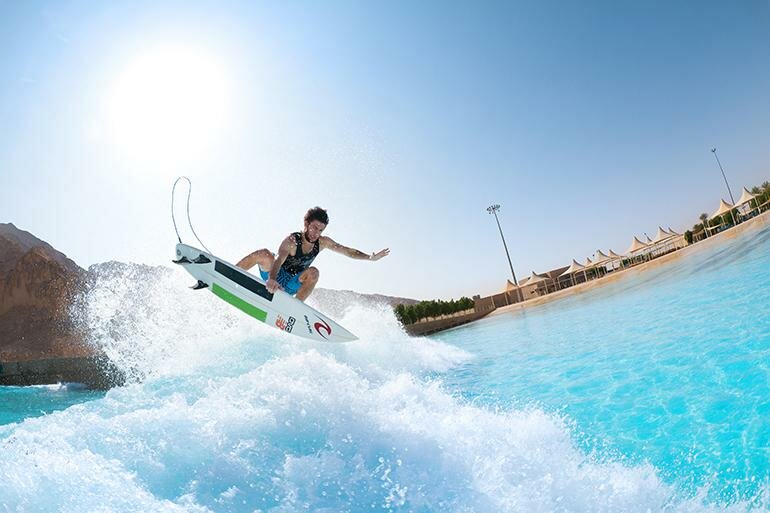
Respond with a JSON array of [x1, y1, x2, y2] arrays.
[[0, 223, 91, 362]]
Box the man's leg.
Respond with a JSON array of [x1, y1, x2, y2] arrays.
[[236, 249, 274, 272], [295, 267, 319, 301]]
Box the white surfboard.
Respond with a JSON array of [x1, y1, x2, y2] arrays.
[[173, 243, 357, 342]]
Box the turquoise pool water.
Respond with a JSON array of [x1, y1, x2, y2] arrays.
[[439, 224, 770, 505], [0, 383, 102, 425], [0, 224, 768, 512]]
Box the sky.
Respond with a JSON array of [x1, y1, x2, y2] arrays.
[[1, 0, 769, 300]]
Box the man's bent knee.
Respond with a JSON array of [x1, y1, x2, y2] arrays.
[[302, 267, 319, 283], [254, 249, 274, 269]]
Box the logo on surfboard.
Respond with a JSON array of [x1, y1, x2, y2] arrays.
[[303, 314, 333, 339], [314, 318, 332, 339], [275, 315, 295, 333]]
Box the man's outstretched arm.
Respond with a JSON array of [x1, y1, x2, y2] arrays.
[[321, 237, 389, 261]]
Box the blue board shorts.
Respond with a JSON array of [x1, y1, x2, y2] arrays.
[[260, 268, 302, 296]]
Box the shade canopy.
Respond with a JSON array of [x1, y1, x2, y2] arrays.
[[584, 257, 593, 267], [560, 259, 586, 275], [594, 250, 612, 264], [710, 199, 735, 219], [608, 249, 625, 259], [667, 227, 682, 236], [652, 227, 674, 244], [524, 271, 549, 285], [736, 187, 756, 207], [626, 236, 650, 255]]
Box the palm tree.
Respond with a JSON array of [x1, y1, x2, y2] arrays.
[[699, 213, 709, 238]]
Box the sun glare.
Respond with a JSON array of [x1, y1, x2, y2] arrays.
[[106, 46, 229, 166]]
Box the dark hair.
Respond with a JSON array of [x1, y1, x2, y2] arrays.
[[304, 206, 329, 225]]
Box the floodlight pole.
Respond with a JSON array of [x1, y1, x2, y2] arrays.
[[711, 147, 738, 225], [487, 204, 521, 303], [710, 148, 735, 205]]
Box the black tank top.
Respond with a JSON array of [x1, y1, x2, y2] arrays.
[[281, 232, 320, 276]]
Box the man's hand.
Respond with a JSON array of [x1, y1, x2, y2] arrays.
[[370, 248, 390, 261], [266, 278, 283, 294]]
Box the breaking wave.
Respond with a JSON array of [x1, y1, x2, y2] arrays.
[[0, 264, 764, 512]]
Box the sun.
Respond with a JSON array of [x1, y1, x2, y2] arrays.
[[106, 45, 229, 166]]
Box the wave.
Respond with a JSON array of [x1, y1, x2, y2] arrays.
[[2, 263, 765, 512]]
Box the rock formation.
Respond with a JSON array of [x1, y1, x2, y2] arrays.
[[0, 223, 98, 383]]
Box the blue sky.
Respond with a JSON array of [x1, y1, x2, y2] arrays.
[[2, 1, 769, 299]]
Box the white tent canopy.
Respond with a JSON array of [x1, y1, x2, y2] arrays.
[[594, 250, 611, 264], [736, 187, 756, 207], [524, 271, 549, 285], [608, 249, 625, 259], [560, 259, 586, 275], [626, 237, 650, 255], [584, 257, 593, 267], [710, 199, 735, 219], [667, 227, 682, 236], [652, 226, 674, 244]]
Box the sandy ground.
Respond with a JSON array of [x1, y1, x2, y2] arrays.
[[489, 208, 770, 318]]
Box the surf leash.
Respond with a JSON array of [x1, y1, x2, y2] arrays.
[[171, 176, 212, 253]]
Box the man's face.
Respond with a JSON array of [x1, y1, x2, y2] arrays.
[[304, 220, 327, 242]]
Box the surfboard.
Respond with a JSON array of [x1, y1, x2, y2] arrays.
[[173, 243, 358, 342]]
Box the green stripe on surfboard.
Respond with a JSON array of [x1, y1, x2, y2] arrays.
[[212, 283, 267, 322]]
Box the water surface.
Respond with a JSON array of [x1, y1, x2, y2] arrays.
[[1, 227, 769, 511]]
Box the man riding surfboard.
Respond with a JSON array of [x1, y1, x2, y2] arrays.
[[236, 207, 389, 301]]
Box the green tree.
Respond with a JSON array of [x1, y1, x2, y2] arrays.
[[722, 209, 738, 226], [419, 301, 426, 319], [394, 296, 479, 327], [394, 304, 406, 324]]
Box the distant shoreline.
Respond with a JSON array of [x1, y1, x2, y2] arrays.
[[487, 207, 770, 318]]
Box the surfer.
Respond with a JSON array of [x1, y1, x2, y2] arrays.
[[236, 207, 389, 301]]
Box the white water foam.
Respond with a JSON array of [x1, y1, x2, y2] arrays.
[[2, 264, 763, 512], [71, 262, 272, 381]]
